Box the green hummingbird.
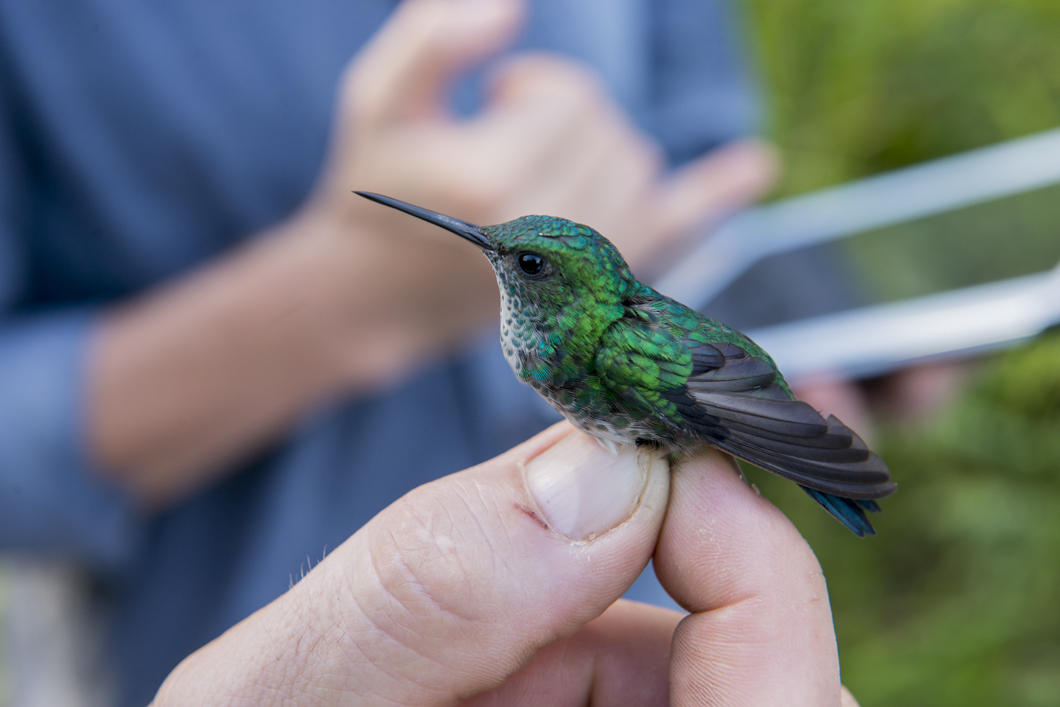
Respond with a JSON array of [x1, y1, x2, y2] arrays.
[[356, 191, 897, 536]]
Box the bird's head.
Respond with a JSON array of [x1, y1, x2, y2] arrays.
[[355, 193, 637, 318]]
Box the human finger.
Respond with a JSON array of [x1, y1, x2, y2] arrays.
[[653, 138, 778, 239], [461, 599, 680, 706], [347, 0, 524, 128], [461, 54, 624, 217], [654, 448, 843, 706]]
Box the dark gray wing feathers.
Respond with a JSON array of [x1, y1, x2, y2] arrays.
[[671, 340, 896, 501]]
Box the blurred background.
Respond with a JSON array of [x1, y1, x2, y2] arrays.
[[734, 1, 1060, 705], [1, 0, 1059, 705]]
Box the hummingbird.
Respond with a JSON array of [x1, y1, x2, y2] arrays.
[[356, 191, 897, 536]]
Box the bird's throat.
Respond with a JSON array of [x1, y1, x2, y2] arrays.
[[497, 287, 620, 388]]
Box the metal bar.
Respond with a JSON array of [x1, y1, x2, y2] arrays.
[[745, 263, 1060, 381], [655, 128, 1060, 310]]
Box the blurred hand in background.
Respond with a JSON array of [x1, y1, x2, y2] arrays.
[[0, 1, 778, 703], [93, 0, 776, 506], [307, 0, 776, 373]]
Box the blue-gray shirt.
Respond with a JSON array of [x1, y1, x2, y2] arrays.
[[0, 1, 757, 703]]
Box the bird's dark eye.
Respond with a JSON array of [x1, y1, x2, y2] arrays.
[[517, 251, 547, 277]]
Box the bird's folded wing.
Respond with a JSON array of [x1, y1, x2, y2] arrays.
[[597, 320, 895, 500]]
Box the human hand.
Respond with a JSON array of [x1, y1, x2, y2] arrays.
[[83, 0, 775, 505], [294, 0, 776, 381], [154, 423, 858, 705]]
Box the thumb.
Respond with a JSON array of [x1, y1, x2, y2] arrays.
[[653, 138, 779, 238], [349, 0, 524, 127], [154, 424, 670, 705]]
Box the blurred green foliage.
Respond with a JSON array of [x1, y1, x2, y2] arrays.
[[744, 1, 1060, 704], [747, 0, 1060, 195], [849, 182, 1060, 304]]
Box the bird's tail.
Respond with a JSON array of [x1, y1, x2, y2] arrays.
[[800, 487, 881, 537]]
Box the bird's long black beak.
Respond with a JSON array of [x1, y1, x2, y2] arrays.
[[354, 191, 494, 250]]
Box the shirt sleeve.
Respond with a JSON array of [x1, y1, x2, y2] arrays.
[[0, 313, 140, 567], [0, 84, 139, 570]]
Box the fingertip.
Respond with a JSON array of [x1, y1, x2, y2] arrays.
[[656, 448, 841, 705], [437, 0, 525, 53], [656, 447, 821, 612], [655, 137, 779, 237], [399, 0, 524, 45], [721, 137, 781, 188], [523, 431, 664, 541], [351, 0, 525, 122], [495, 420, 577, 464]]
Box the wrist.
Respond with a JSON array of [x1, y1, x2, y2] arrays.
[[207, 210, 361, 397], [90, 209, 377, 501]]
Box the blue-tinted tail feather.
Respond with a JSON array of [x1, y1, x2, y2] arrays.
[[801, 487, 878, 537]]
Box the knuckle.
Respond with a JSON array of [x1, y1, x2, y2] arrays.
[[500, 54, 605, 108], [557, 73, 605, 114], [364, 488, 493, 627]]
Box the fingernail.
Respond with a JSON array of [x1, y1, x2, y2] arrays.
[[524, 432, 661, 541]]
